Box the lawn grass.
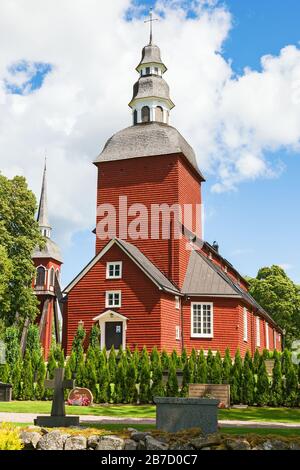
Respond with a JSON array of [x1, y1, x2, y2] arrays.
[[221, 427, 300, 438], [0, 402, 300, 424], [218, 407, 300, 424], [0, 401, 155, 418]]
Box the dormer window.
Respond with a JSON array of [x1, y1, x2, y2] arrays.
[[106, 262, 122, 279]]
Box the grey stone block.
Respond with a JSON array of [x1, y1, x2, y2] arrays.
[[154, 397, 219, 435]]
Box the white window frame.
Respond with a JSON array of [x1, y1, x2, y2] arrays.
[[243, 308, 248, 342], [175, 325, 181, 341], [106, 262, 122, 279], [256, 317, 260, 347], [191, 302, 214, 338], [175, 296, 180, 310], [105, 291, 122, 308], [265, 322, 269, 349]]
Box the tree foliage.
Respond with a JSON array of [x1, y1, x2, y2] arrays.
[[0, 174, 44, 326], [248, 265, 300, 346]]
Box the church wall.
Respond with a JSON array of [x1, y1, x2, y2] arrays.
[[181, 297, 240, 357], [63, 243, 162, 355], [95, 153, 203, 289], [160, 292, 182, 353]]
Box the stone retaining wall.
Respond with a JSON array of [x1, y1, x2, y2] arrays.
[[19, 427, 300, 451]]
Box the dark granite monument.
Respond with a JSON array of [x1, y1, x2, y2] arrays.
[[155, 397, 220, 435], [0, 382, 12, 402], [34, 368, 80, 427]]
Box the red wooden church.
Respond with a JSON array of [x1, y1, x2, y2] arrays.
[[35, 34, 283, 358]]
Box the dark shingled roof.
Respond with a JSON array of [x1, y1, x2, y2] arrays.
[[131, 75, 174, 108], [136, 44, 167, 72], [94, 122, 205, 180]]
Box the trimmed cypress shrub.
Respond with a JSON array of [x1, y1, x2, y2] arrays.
[[256, 357, 270, 406], [139, 348, 151, 403], [196, 350, 207, 383], [114, 357, 127, 403], [161, 349, 170, 370], [242, 356, 255, 405], [21, 351, 34, 400], [206, 349, 214, 383], [270, 355, 283, 406], [166, 361, 178, 397], [54, 345, 65, 368], [230, 350, 243, 404], [181, 359, 191, 397], [89, 324, 100, 348], [85, 356, 98, 401], [253, 349, 261, 374], [181, 348, 188, 365], [0, 363, 10, 383], [98, 361, 110, 403], [281, 349, 291, 376], [35, 356, 46, 400], [222, 348, 232, 384], [108, 346, 117, 384], [125, 360, 138, 403], [150, 357, 164, 400], [210, 352, 222, 384], [285, 364, 298, 407]]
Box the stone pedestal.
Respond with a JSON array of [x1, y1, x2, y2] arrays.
[[0, 382, 12, 402], [34, 416, 80, 427], [154, 397, 219, 435]]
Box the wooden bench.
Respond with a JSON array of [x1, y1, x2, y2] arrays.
[[189, 384, 230, 408]]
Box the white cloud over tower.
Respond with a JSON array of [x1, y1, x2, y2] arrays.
[[0, 0, 300, 244]]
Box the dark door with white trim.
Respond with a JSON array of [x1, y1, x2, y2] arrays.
[[105, 322, 123, 350]]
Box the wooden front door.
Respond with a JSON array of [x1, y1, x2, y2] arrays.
[[105, 321, 123, 350]]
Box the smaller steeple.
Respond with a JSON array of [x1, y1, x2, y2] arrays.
[[37, 158, 51, 238], [129, 10, 174, 126]]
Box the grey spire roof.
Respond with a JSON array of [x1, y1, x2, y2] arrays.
[[32, 160, 63, 263], [136, 44, 167, 72], [32, 238, 63, 263], [130, 75, 174, 108], [37, 160, 51, 229], [94, 122, 205, 180]]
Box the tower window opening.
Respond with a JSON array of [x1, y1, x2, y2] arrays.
[[49, 267, 55, 287], [133, 109, 138, 125], [145, 67, 150, 75], [156, 106, 163, 122], [154, 67, 159, 74], [142, 106, 150, 123], [36, 266, 46, 287]]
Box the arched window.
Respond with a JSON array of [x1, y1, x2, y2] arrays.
[[156, 106, 163, 122], [36, 266, 46, 287], [133, 109, 138, 125], [142, 106, 150, 123], [49, 267, 55, 287]]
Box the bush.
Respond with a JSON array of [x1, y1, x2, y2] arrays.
[[0, 423, 23, 450], [166, 361, 178, 397], [242, 354, 255, 405], [210, 351, 222, 384], [21, 350, 34, 400], [285, 364, 299, 407], [256, 357, 270, 406], [230, 350, 243, 404], [222, 348, 232, 384], [270, 355, 283, 406], [196, 350, 207, 383]]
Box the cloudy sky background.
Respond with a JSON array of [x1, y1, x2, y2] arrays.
[[0, 0, 300, 285]]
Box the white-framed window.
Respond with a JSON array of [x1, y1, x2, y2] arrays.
[[105, 291, 121, 308], [191, 303, 213, 338], [274, 330, 276, 349], [256, 317, 260, 347], [175, 296, 180, 310], [106, 262, 122, 279], [243, 308, 248, 342], [265, 322, 269, 349], [175, 325, 181, 340]]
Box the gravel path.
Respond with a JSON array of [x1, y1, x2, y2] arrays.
[[1, 412, 300, 429]]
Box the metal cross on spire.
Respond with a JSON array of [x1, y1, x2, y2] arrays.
[[144, 8, 159, 45]]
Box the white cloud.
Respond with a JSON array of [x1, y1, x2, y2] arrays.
[[0, 0, 300, 251]]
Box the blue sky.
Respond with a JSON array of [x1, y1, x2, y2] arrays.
[[1, 0, 299, 287], [60, 0, 300, 286]]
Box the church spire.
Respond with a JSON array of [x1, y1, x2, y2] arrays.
[[37, 158, 51, 238], [128, 14, 175, 126]]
